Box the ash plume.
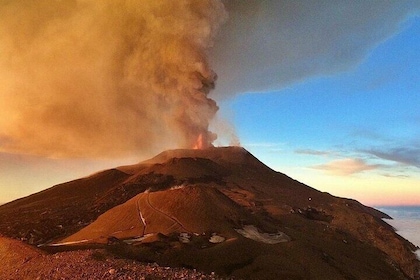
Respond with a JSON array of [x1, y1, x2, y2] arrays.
[[1, 0, 418, 158], [211, 0, 420, 97], [0, 0, 226, 157]]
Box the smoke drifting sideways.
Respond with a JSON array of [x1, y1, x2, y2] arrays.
[[1, 1, 419, 159], [211, 0, 420, 97], [0, 0, 226, 158]]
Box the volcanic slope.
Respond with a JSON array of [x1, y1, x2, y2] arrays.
[[0, 147, 419, 279]]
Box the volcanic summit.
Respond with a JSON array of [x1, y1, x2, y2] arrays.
[[0, 147, 419, 279]]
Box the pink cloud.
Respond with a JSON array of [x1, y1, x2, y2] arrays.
[[312, 158, 381, 176]]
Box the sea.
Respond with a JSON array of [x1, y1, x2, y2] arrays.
[[376, 206, 420, 259]]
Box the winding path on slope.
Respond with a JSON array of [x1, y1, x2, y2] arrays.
[[136, 196, 147, 236], [52, 190, 193, 245], [143, 192, 192, 233]]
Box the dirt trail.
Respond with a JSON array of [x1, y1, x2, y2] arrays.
[[136, 196, 147, 236], [146, 192, 191, 233]]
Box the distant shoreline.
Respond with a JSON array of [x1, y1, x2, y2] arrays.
[[378, 206, 420, 258]]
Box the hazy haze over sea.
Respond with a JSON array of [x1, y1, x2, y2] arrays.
[[378, 206, 420, 259]]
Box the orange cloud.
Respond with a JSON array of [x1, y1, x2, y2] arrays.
[[312, 158, 381, 176], [0, 0, 226, 158]]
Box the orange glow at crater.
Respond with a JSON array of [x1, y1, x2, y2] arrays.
[[193, 134, 205, 150]]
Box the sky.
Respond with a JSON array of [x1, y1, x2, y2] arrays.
[[0, 1, 419, 206], [218, 14, 420, 206]]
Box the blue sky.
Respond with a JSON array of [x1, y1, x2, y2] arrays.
[[218, 16, 420, 205]]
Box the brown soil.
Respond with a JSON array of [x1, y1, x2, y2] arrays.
[[0, 147, 419, 279], [0, 236, 230, 280]]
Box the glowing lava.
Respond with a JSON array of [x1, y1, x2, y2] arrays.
[[193, 134, 205, 150]]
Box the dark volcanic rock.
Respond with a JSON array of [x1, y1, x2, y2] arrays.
[[0, 147, 419, 279]]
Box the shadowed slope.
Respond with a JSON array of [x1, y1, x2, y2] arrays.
[[0, 147, 418, 279], [0, 169, 130, 244]]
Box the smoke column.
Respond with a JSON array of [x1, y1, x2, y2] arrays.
[[1, 0, 419, 158], [0, 0, 226, 157]]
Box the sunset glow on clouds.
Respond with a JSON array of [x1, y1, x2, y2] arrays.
[[311, 158, 382, 176], [1, 1, 419, 206]]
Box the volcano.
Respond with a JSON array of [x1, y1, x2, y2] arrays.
[[0, 147, 419, 279]]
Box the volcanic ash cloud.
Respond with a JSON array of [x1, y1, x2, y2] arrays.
[[0, 0, 227, 157]]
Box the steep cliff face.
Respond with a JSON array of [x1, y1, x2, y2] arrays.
[[0, 147, 418, 279]]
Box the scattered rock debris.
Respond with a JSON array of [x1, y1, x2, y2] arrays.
[[2, 247, 233, 280]]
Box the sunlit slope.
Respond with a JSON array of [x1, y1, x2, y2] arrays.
[[62, 185, 253, 244]]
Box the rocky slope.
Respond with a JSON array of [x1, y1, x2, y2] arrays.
[[0, 236, 229, 280], [0, 147, 419, 279]]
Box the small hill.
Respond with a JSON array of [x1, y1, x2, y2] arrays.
[[0, 147, 418, 279]]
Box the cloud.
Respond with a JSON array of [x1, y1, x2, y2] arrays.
[[1, 1, 419, 159], [0, 0, 226, 158], [349, 128, 391, 142], [381, 173, 410, 179], [211, 0, 420, 97], [364, 146, 420, 168], [295, 149, 331, 156], [312, 158, 382, 176]]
